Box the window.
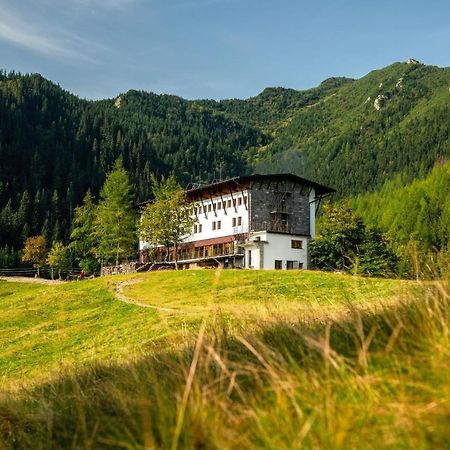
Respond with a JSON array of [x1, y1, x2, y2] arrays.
[[218, 202, 222, 210], [217, 220, 221, 229], [298, 263, 303, 269], [208, 204, 212, 212], [286, 261, 295, 270], [243, 196, 247, 205], [212, 221, 216, 231], [291, 239, 303, 249], [232, 217, 236, 227], [238, 197, 242, 206], [198, 224, 202, 233], [227, 199, 232, 208], [194, 224, 198, 233], [248, 250, 252, 268], [274, 260, 282, 270], [222, 201, 226, 209], [237, 217, 242, 226]]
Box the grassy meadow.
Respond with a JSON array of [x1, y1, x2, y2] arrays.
[[0, 270, 448, 449]]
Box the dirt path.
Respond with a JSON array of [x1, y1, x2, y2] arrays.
[[115, 279, 178, 312], [0, 276, 66, 285]]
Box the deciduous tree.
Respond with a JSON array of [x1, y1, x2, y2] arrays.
[[311, 203, 397, 277], [139, 174, 194, 269], [21, 235, 47, 277], [47, 242, 70, 279]]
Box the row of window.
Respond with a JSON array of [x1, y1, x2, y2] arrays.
[[193, 216, 243, 234], [275, 260, 304, 270], [197, 196, 247, 215]]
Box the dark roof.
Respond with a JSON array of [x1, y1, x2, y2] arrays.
[[186, 173, 335, 199], [136, 173, 335, 208]]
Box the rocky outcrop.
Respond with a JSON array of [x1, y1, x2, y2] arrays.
[[374, 94, 388, 111], [406, 58, 421, 65], [114, 96, 122, 109]]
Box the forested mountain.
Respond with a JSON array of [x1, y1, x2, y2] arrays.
[[350, 160, 450, 266], [254, 61, 450, 196], [1, 60, 449, 266], [0, 72, 265, 262]]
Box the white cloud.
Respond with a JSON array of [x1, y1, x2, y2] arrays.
[[47, 0, 137, 9], [0, 3, 101, 63]]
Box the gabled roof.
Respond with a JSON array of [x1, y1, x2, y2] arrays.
[[136, 173, 335, 208], [185, 173, 335, 200]]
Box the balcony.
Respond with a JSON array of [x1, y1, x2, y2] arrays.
[[251, 220, 292, 234], [140, 241, 240, 264]]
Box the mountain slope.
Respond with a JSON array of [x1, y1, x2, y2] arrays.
[[255, 62, 450, 196], [0, 72, 266, 257]]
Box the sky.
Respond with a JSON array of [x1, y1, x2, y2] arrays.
[[1, 0, 450, 100]]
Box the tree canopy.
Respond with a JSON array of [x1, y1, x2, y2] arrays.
[[139, 173, 194, 268], [21, 236, 47, 276], [310, 203, 398, 277]]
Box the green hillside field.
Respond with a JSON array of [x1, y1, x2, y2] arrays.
[[0, 270, 448, 449]]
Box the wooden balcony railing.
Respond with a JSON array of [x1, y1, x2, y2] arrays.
[[250, 220, 292, 234]]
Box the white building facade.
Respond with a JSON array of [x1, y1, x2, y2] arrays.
[[139, 174, 334, 270]]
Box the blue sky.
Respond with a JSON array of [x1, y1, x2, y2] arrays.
[[1, 0, 450, 100]]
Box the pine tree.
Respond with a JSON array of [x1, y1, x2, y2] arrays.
[[94, 160, 137, 266], [69, 190, 99, 274]]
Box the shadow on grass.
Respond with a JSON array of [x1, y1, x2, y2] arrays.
[[0, 281, 449, 450]]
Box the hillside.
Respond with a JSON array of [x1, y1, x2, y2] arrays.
[[350, 160, 450, 258], [1, 60, 450, 264], [0, 271, 448, 449], [255, 61, 450, 196]]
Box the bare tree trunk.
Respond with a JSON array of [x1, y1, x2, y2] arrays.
[[174, 242, 178, 270]]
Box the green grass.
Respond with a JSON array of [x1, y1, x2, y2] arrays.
[[126, 269, 408, 319], [0, 271, 405, 385], [0, 277, 166, 386], [0, 270, 448, 449]]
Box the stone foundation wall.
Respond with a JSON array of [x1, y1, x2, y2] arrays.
[[101, 261, 175, 276], [100, 262, 143, 277]]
